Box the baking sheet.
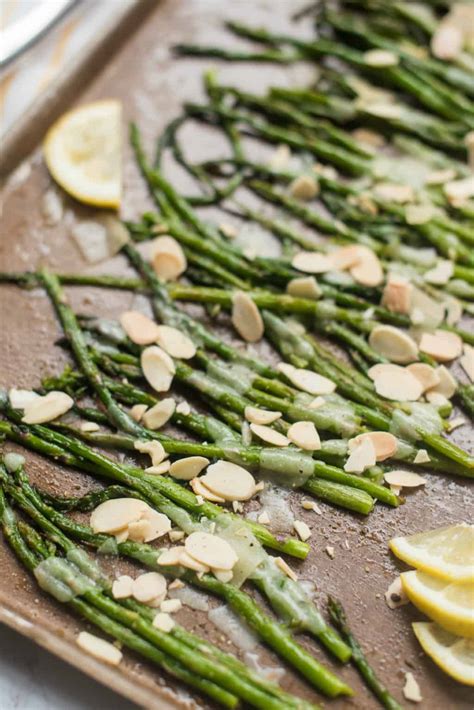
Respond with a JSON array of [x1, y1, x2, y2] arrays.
[[1, 1, 473, 708]]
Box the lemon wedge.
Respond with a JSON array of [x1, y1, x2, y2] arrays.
[[390, 524, 474, 583], [402, 570, 474, 638], [43, 100, 122, 208], [413, 622, 474, 686]]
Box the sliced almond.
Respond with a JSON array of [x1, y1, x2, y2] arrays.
[[427, 365, 457, 399], [460, 344, 474, 382], [443, 176, 474, 204], [90, 498, 148, 534], [293, 520, 312, 541], [419, 330, 463, 362], [425, 168, 456, 186], [80, 421, 100, 433], [325, 546, 335, 559], [291, 251, 333, 274], [365, 102, 402, 120], [169, 530, 185, 542], [141, 345, 175, 392], [349, 432, 398, 462], [142, 398, 176, 430], [406, 363, 440, 393], [277, 362, 336, 395], [130, 403, 148, 422], [244, 406, 282, 425], [444, 295, 463, 326], [374, 182, 414, 204], [179, 549, 210, 573], [275, 556, 298, 581], [368, 363, 404, 381], [424, 260, 454, 286], [403, 672, 422, 703], [258, 511, 270, 525], [381, 275, 412, 314], [369, 325, 418, 364], [372, 367, 423, 401], [219, 223, 237, 239], [119, 311, 160, 345], [200, 460, 257, 501], [286, 276, 322, 300], [127, 518, 151, 542], [384, 470, 426, 488], [213, 569, 234, 583], [344, 436, 376, 474], [145, 461, 171, 475], [22, 391, 74, 424], [8, 388, 40, 410], [140, 508, 172, 542], [302, 500, 322, 514], [268, 143, 291, 170], [153, 612, 175, 632], [77, 631, 122, 666], [156, 325, 196, 359], [160, 598, 182, 613], [132, 572, 167, 604], [151, 236, 187, 281], [231, 291, 264, 343], [328, 245, 362, 271], [134, 439, 167, 466], [115, 528, 129, 544], [287, 421, 321, 451], [176, 401, 191, 416], [190, 477, 226, 503], [249, 423, 290, 447], [158, 546, 185, 567], [169, 456, 209, 480], [413, 449, 430, 464], [112, 575, 134, 599], [349, 245, 383, 287], [309, 396, 326, 409], [431, 23, 463, 60], [405, 204, 435, 225], [185, 532, 238, 571], [289, 174, 319, 200], [426, 391, 449, 408], [384, 576, 409, 610], [363, 49, 399, 67]]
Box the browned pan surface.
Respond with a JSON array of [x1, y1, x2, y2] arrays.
[[0, 1, 472, 708]]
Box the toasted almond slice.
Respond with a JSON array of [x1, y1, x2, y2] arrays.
[[302, 500, 322, 514], [141, 345, 175, 392], [365, 102, 402, 120], [213, 569, 234, 583], [132, 572, 167, 604], [151, 236, 187, 281], [169, 530, 185, 542], [179, 549, 211, 573], [190, 477, 226, 503], [368, 363, 404, 381], [155, 325, 196, 359], [381, 275, 412, 314], [169, 456, 210, 480], [443, 176, 474, 204], [405, 204, 435, 225], [374, 182, 414, 203], [134, 439, 167, 466], [249, 423, 290, 447], [185, 531, 238, 571], [384, 470, 426, 488], [445, 295, 463, 326], [158, 546, 185, 567], [363, 49, 399, 67], [419, 330, 463, 362], [90, 498, 148, 534], [8, 388, 40, 410], [384, 576, 409, 610], [130, 403, 148, 422], [80, 421, 100, 432], [127, 518, 151, 542], [349, 245, 383, 287], [114, 528, 129, 543], [176, 401, 191, 415], [372, 368, 423, 401], [403, 672, 422, 703], [424, 260, 454, 286], [145, 461, 171, 475], [428, 365, 457, 398], [293, 520, 312, 541], [275, 556, 298, 581], [244, 406, 282, 425], [231, 291, 264, 343], [309, 396, 326, 409], [22, 391, 74, 424], [287, 421, 321, 451], [112, 575, 134, 599], [460, 344, 474, 382], [425, 168, 456, 186], [369, 325, 418, 364], [349, 432, 398, 462], [289, 174, 319, 200], [200, 460, 257, 501], [77, 631, 122, 666], [269, 143, 291, 169], [286, 276, 322, 300], [328, 245, 362, 271], [277, 362, 336, 395], [344, 436, 376, 474], [325, 546, 335, 559], [140, 508, 172, 542], [425, 390, 449, 408], [413, 449, 430, 464], [161, 598, 182, 613], [219, 223, 237, 239], [153, 612, 175, 632], [431, 22, 463, 59], [407, 363, 441, 393], [291, 251, 333, 274], [119, 311, 160, 345], [142, 397, 176, 430], [258, 510, 270, 525]]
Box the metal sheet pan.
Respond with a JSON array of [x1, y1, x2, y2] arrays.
[[1, 1, 472, 708]]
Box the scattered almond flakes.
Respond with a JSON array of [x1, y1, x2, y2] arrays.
[[405, 203, 435, 225], [232, 501, 244, 513], [325, 546, 335, 559], [381, 275, 412, 314], [291, 251, 333, 274], [286, 275, 322, 300], [287, 421, 321, 451], [349, 432, 398, 462], [443, 175, 474, 205], [348, 245, 384, 287], [374, 182, 414, 204], [176, 400, 191, 416], [384, 470, 426, 489], [407, 363, 440, 393], [80, 421, 100, 433], [302, 500, 322, 515], [169, 456, 209, 481], [22, 391, 74, 424], [161, 598, 182, 614], [384, 576, 409, 609], [130, 403, 148, 422], [289, 174, 319, 201], [244, 406, 282, 426], [169, 530, 185, 542], [219, 223, 237, 239], [185, 531, 238, 571], [90, 498, 148, 534], [258, 510, 270, 525], [153, 612, 175, 632], [275, 556, 298, 581], [425, 168, 456, 185], [141, 345, 175, 392], [344, 436, 376, 474], [277, 362, 336, 395], [134, 439, 167, 466], [151, 236, 187, 281], [145, 461, 171, 475], [308, 396, 326, 409], [142, 398, 176, 430], [294, 520, 312, 542], [249, 423, 290, 447], [156, 325, 196, 359], [413, 449, 430, 464], [231, 291, 264, 343], [190, 477, 226, 503], [200, 460, 257, 501], [369, 325, 418, 364], [403, 672, 422, 703], [419, 330, 463, 362], [363, 48, 399, 67], [120, 310, 160, 345], [112, 575, 134, 600], [168, 579, 185, 590], [8, 388, 40, 410], [424, 260, 454, 286], [77, 631, 122, 666], [268, 143, 291, 170], [460, 344, 474, 382]]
